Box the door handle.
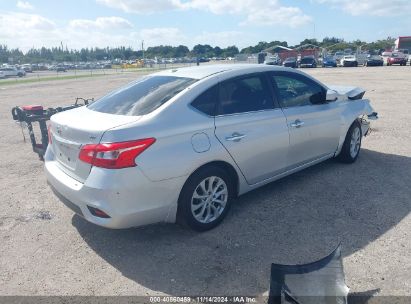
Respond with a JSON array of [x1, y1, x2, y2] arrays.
[[290, 120, 305, 128], [225, 133, 246, 142]]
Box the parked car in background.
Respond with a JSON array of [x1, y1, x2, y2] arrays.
[[344, 48, 353, 55], [56, 66, 67, 72], [0, 66, 26, 77], [45, 64, 378, 231], [340, 55, 358, 67], [381, 51, 392, 65], [264, 56, 281, 65], [365, 55, 384, 67], [50, 65, 67, 72], [334, 51, 344, 62], [299, 57, 317, 68], [355, 53, 369, 66], [322, 57, 337, 67], [397, 49, 409, 62], [282, 57, 298, 68], [387, 52, 407, 66], [21, 64, 33, 73]]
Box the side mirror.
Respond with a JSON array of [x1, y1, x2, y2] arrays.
[[326, 89, 338, 102]]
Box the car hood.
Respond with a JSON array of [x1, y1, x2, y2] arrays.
[[328, 85, 366, 100]]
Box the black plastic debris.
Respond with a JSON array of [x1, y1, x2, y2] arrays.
[[269, 244, 349, 304], [35, 211, 52, 220]]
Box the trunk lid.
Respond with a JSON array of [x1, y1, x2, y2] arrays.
[[50, 106, 141, 182]]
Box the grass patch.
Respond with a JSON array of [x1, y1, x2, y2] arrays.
[[0, 66, 186, 87], [0, 73, 109, 86]]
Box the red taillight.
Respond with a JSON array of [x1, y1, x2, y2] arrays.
[[47, 124, 52, 145], [79, 138, 156, 169]]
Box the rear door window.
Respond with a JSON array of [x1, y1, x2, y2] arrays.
[[89, 76, 197, 116], [217, 74, 273, 115]]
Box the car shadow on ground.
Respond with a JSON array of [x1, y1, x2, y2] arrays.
[[72, 149, 410, 296]]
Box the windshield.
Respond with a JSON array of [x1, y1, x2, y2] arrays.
[[301, 58, 313, 63], [88, 76, 197, 116]]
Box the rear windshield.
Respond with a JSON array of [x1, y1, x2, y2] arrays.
[[88, 76, 197, 116]]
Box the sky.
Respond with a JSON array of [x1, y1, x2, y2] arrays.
[[0, 0, 410, 52]]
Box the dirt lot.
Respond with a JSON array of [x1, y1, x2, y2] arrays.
[[0, 66, 410, 300]]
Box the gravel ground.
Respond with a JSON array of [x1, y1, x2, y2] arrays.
[[0, 66, 410, 300]]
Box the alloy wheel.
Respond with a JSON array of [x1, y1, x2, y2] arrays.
[[191, 176, 228, 224], [350, 127, 361, 158]]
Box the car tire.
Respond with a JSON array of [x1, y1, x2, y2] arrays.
[[337, 120, 362, 164], [177, 166, 234, 231], [17, 73, 23, 77]]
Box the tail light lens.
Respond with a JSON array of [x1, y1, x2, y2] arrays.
[[79, 138, 155, 169]]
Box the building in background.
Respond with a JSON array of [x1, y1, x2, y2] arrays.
[[395, 36, 411, 52]]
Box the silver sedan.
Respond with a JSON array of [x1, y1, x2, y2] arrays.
[[45, 64, 378, 231]]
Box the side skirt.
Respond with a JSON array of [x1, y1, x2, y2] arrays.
[[239, 153, 335, 195]]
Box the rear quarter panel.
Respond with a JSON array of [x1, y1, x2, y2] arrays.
[[100, 76, 247, 189]]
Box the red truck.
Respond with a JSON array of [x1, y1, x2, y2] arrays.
[[387, 52, 407, 66]]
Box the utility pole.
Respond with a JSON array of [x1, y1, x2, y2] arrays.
[[142, 40, 145, 60]]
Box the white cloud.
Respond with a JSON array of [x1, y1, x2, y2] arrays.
[[139, 27, 185, 45], [315, 0, 411, 16], [69, 17, 133, 30], [183, 0, 312, 27], [96, 0, 312, 28], [0, 12, 55, 39], [0, 12, 61, 51], [0, 12, 188, 51], [0, 12, 137, 51], [192, 31, 246, 48], [16, 1, 34, 10], [241, 5, 312, 27], [96, 0, 180, 13]]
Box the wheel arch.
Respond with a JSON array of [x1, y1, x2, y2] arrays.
[[335, 116, 362, 157], [174, 160, 240, 227], [183, 160, 240, 198]]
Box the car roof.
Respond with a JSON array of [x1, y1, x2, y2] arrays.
[[153, 64, 296, 80]]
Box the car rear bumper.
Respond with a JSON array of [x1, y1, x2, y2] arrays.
[[366, 61, 383, 66], [44, 148, 185, 229], [388, 60, 406, 65]]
